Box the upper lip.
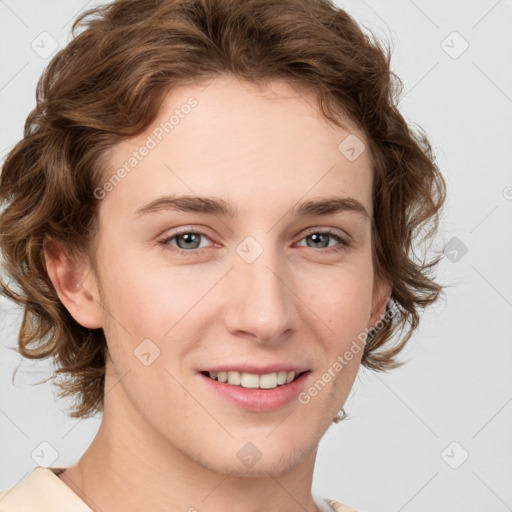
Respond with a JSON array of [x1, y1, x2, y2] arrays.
[[198, 364, 310, 374]]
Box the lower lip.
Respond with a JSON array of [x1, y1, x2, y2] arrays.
[[199, 371, 311, 412]]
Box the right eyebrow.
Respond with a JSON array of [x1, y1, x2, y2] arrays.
[[134, 195, 237, 218]]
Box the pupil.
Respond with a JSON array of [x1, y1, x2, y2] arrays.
[[310, 233, 328, 248], [178, 233, 200, 249]]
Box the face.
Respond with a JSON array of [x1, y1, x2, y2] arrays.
[[73, 75, 389, 477]]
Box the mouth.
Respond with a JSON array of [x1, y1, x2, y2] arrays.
[[198, 369, 312, 412], [200, 370, 310, 390]]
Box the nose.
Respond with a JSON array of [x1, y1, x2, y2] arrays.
[[222, 246, 300, 345]]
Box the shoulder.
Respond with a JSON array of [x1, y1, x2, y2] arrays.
[[0, 466, 92, 511]]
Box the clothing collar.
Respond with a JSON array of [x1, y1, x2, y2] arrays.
[[0, 466, 357, 512], [0, 466, 93, 511]]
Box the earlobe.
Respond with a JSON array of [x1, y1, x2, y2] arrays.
[[44, 238, 103, 329]]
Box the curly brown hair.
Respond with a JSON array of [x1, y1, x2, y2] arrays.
[[0, 0, 446, 419]]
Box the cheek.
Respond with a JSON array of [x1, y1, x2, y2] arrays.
[[96, 255, 220, 372], [95, 253, 183, 330], [308, 263, 374, 333]]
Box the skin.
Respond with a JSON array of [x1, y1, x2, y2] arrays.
[[45, 74, 391, 512]]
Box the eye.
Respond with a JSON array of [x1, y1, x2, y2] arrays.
[[157, 228, 351, 255], [158, 230, 213, 252], [296, 230, 351, 253]]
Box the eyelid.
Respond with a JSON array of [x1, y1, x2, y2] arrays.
[[157, 227, 216, 252], [299, 226, 352, 242], [295, 228, 352, 252]]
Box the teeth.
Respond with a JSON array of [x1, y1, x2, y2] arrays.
[[227, 371, 241, 385], [241, 372, 260, 388], [277, 371, 287, 385], [208, 370, 300, 389]]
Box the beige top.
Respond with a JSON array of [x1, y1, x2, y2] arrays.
[[0, 466, 361, 512]]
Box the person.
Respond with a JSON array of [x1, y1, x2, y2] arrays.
[[0, 0, 446, 511]]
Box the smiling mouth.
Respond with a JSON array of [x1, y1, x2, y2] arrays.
[[201, 370, 309, 390]]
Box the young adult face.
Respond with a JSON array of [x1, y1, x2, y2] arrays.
[[48, 74, 390, 479]]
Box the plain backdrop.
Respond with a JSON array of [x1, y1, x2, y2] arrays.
[[1, 1, 511, 511]]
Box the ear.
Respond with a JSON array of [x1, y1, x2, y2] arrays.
[[366, 276, 392, 331], [43, 238, 103, 329]]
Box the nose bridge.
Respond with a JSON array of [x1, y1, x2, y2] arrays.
[[224, 238, 299, 342]]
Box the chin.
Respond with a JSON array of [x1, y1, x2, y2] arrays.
[[202, 454, 306, 478], [193, 437, 316, 478]]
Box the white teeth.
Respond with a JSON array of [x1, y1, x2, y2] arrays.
[[277, 371, 287, 385], [207, 370, 300, 389], [241, 373, 260, 388], [227, 371, 241, 385], [259, 373, 278, 389]]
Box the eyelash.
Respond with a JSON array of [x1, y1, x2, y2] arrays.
[[157, 228, 351, 255]]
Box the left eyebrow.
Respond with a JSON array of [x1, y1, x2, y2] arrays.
[[292, 197, 370, 220], [133, 194, 370, 220]]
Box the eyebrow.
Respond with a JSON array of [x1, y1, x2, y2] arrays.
[[134, 195, 370, 220]]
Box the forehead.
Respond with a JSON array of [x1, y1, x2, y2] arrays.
[[99, 75, 373, 218]]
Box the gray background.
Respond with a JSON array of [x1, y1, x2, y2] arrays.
[[1, 1, 511, 511]]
